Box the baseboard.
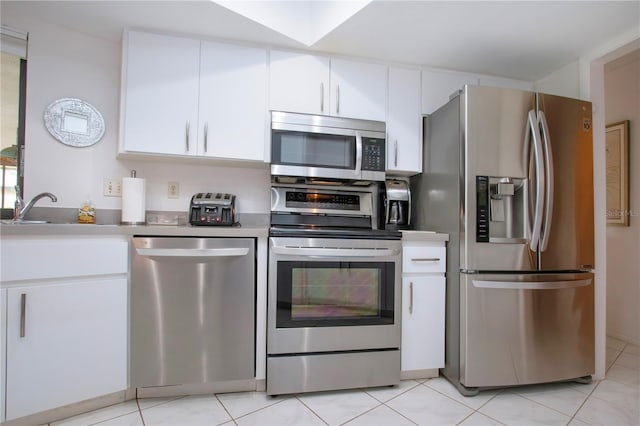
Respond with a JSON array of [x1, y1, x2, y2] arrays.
[[136, 379, 258, 399], [1, 390, 127, 426], [401, 368, 439, 380]]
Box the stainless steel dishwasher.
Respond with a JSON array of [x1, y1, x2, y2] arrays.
[[130, 237, 255, 388]]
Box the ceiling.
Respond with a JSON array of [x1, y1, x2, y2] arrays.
[[2, 1, 639, 81]]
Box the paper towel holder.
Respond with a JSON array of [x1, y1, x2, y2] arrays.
[[121, 170, 146, 226]]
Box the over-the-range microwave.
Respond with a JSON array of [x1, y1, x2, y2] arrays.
[[270, 111, 386, 182]]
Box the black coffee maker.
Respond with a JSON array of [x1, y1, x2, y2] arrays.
[[383, 179, 411, 230]]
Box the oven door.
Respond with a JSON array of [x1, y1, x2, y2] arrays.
[[268, 237, 401, 355]]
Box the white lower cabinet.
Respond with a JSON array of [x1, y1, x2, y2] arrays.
[[401, 239, 446, 376], [0, 236, 128, 422], [5, 279, 127, 421]]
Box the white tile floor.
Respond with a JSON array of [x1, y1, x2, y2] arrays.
[[51, 337, 639, 426]]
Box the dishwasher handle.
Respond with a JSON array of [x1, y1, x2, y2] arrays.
[[136, 247, 249, 258]]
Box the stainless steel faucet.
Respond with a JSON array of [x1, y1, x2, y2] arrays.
[[14, 187, 58, 220]]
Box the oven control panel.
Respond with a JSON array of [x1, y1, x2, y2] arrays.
[[285, 191, 360, 211], [271, 186, 373, 217]]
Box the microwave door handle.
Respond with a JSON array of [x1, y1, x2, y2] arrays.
[[355, 131, 363, 176], [538, 110, 554, 252]]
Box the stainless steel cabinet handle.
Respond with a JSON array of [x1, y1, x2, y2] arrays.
[[185, 121, 190, 152], [411, 258, 441, 262], [336, 85, 340, 115], [394, 140, 398, 167], [20, 293, 26, 338], [320, 83, 324, 113], [204, 122, 209, 153], [409, 282, 414, 314]]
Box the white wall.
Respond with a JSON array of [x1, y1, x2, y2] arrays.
[[604, 49, 640, 345], [535, 60, 581, 98], [4, 11, 271, 215]]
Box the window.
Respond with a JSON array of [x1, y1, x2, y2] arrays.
[[1, 26, 27, 219]]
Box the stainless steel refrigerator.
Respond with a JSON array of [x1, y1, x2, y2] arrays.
[[411, 85, 595, 396]]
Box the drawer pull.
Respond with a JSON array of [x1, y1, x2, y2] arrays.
[[411, 258, 441, 262]]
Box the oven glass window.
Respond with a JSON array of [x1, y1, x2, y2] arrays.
[[272, 131, 356, 169], [276, 261, 395, 327]]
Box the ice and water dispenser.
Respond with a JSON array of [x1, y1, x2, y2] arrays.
[[476, 176, 526, 242]]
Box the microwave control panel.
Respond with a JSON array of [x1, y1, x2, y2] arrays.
[[362, 137, 385, 171]]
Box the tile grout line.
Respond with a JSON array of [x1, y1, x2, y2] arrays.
[[566, 379, 603, 425], [294, 395, 330, 426], [380, 400, 420, 426], [214, 393, 237, 425], [135, 398, 146, 426], [225, 394, 290, 423]]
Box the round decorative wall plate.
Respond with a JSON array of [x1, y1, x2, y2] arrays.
[[43, 98, 105, 147]]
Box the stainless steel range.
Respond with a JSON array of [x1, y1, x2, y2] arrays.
[[267, 183, 402, 395]]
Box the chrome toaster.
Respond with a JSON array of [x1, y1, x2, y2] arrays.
[[189, 193, 236, 226]]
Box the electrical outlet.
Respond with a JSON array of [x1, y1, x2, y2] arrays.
[[168, 182, 179, 199], [103, 178, 121, 197]]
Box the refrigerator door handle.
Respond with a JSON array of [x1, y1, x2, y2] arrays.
[[526, 110, 544, 252], [538, 110, 554, 252], [473, 278, 591, 290]]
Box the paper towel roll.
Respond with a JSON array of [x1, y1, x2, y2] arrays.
[[121, 177, 146, 224]]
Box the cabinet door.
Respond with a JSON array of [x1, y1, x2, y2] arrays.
[[199, 41, 267, 161], [5, 279, 127, 420], [387, 67, 422, 175], [401, 275, 445, 371], [330, 58, 387, 121], [269, 50, 330, 115], [121, 31, 200, 155]]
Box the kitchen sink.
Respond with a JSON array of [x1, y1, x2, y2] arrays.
[[1, 219, 50, 224]]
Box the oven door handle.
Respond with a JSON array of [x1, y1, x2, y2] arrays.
[[272, 246, 400, 258]]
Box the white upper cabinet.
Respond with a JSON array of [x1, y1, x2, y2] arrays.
[[121, 31, 200, 156], [198, 41, 267, 161], [329, 58, 387, 122], [269, 51, 387, 122], [269, 50, 330, 115], [387, 67, 422, 175], [120, 31, 268, 162]]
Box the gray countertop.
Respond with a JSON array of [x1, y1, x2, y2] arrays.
[[1, 211, 270, 238], [0, 222, 269, 238], [401, 230, 449, 242]]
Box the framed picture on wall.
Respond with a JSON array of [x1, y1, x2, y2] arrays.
[[606, 120, 630, 226]]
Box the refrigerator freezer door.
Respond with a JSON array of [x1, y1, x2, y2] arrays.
[[462, 86, 537, 271], [537, 93, 594, 271], [460, 272, 595, 388]]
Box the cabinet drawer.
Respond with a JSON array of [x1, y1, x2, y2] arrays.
[[1, 237, 128, 282], [402, 245, 445, 273]]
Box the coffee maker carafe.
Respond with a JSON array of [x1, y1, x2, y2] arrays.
[[384, 179, 411, 230]]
